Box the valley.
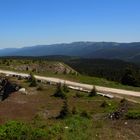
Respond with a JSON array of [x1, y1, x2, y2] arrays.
[[1, 0, 140, 139]]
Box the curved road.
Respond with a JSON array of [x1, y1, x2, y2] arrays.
[[0, 69, 140, 97]]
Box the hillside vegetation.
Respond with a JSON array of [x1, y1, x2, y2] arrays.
[[0, 57, 140, 91], [28, 56, 140, 88]]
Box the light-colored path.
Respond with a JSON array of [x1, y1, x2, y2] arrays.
[[0, 69, 140, 97]]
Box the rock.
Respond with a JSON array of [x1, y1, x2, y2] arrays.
[[124, 122, 128, 125], [6, 74, 10, 77], [18, 88, 27, 95], [0, 78, 21, 101], [108, 100, 128, 120]]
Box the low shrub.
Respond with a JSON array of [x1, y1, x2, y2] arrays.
[[120, 98, 127, 103], [37, 85, 44, 91], [72, 106, 78, 115], [126, 110, 140, 119], [80, 110, 91, 119], [100, 101, 109, 108], [75, 92, 84, 98]]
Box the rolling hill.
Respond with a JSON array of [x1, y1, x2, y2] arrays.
[[0, 42, 140, 63]]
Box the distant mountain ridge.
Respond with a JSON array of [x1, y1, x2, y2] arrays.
[[0, 42, 140, 63]]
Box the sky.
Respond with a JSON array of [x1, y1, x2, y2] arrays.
[[0, 0, 140, 48]]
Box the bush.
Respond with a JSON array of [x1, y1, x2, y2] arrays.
[[88, 86, 97, 97], [126, 110, 140, 119]]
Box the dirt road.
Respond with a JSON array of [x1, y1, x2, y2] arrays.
[[0, 69, 140, 98]]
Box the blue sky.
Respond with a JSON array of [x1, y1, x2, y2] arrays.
[[0, 0, 140, 48]]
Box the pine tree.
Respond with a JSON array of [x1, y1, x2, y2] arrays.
[[29, 73, 37, 87], [63, 83, 69, 93], [54, 83, 66, 99], [58, 99, 70, 119], [89, 86, 97, 97], [121, 68, 137, 86]]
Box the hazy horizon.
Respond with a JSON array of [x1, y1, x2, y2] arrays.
[[1, 41, 140, 49]]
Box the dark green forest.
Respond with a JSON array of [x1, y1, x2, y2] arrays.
[[65, 58, 140, 87]]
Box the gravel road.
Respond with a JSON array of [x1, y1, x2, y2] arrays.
[[0, 69, 140, 97]]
